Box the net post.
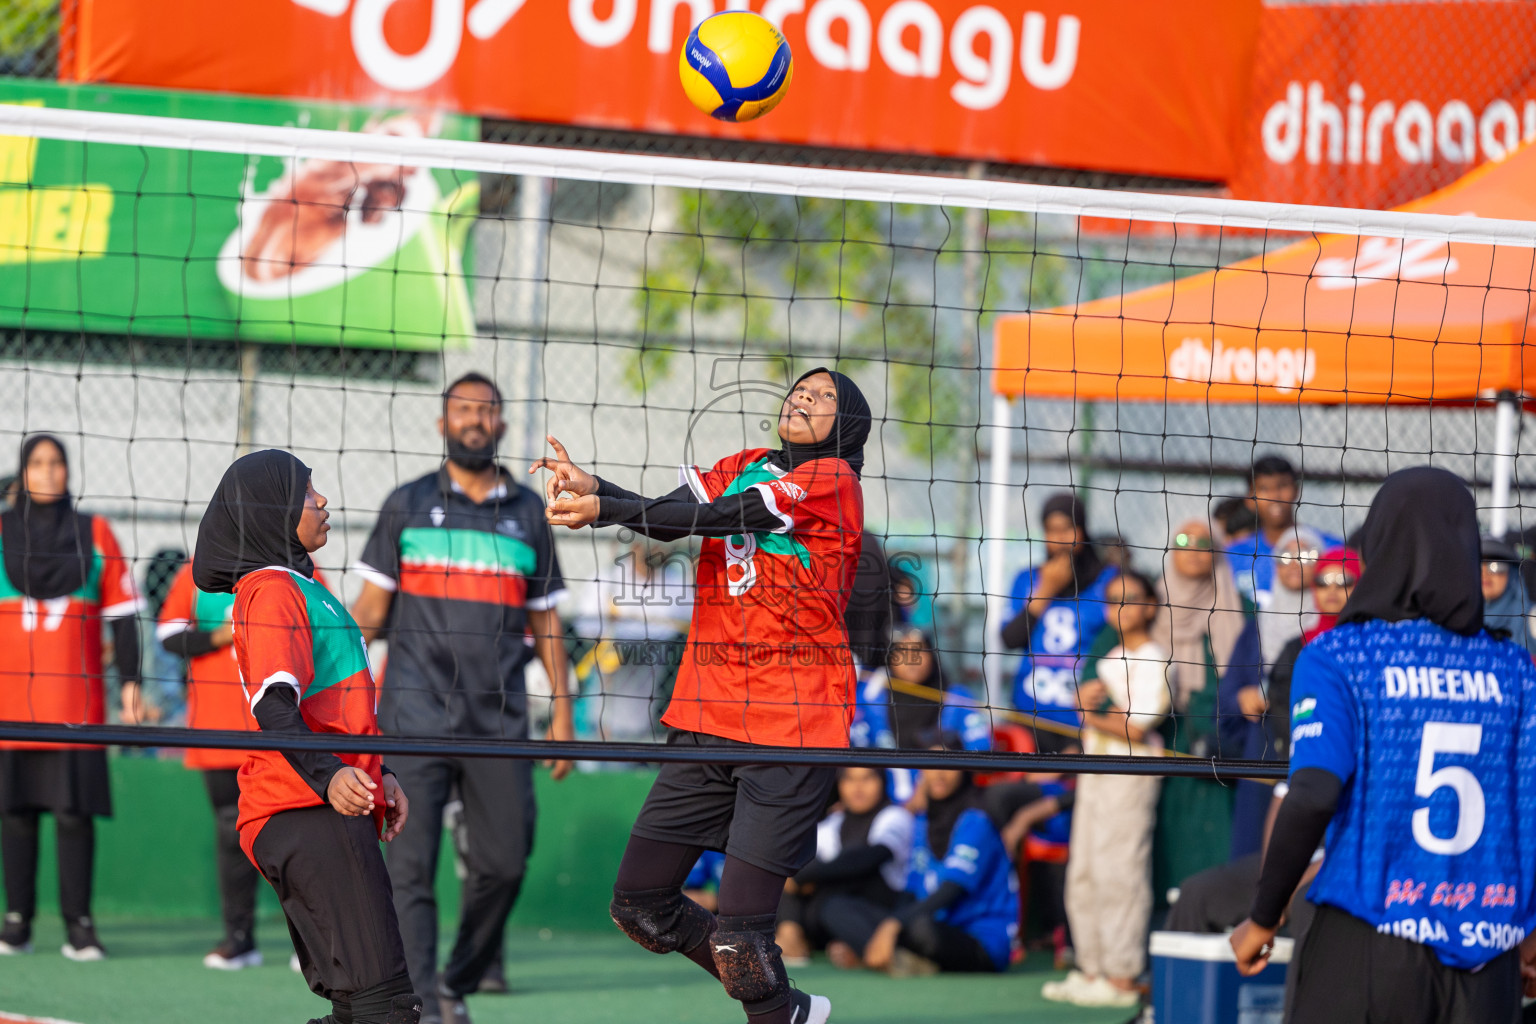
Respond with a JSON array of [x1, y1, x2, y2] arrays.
[[1491, 391, 1519, 537], [514, 175, 552, 461], [983, 392, 1013, 711]]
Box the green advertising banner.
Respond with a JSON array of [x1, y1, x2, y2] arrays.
[[0, 79, 479, 349]]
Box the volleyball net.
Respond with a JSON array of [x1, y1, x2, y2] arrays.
[[2, 102, 1535, 779]]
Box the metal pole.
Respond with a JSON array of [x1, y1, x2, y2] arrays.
[[235, 343, 261, 455], [984, 393, 1013, 711], [944, 161, 987, 669], [514, 176, 552, 461], [1490, 391, 1519, 536]]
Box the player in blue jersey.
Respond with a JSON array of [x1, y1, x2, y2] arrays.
[[1231, 466, 1536, 1023], [1000, 492, 1117, 750]]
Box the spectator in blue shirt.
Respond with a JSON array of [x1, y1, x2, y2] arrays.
[[1001, 492, 1117, 751]]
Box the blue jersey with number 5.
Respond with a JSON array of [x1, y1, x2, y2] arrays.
[[1007, 565, 1116, 724], [1290, 618, 1536, 968]]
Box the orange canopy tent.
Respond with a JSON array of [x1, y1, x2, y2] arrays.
[[981, 148, 1536, 701], [993, 148, 1536, 408]]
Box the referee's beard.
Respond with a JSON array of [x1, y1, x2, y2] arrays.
[[446, 432, 498, 473]]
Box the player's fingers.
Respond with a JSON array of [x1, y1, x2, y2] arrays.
[[547, 435, 571, 462], [342, 772, 375, 802], [528, 456, 552, 475]]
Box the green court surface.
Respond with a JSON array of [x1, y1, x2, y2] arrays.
[[0, 917, 1135, 1024]]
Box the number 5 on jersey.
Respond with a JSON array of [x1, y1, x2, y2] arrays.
[[1413, 722, 1485, 856]]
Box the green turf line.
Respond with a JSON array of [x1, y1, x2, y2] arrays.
[[0, 919, 1134, 1024]]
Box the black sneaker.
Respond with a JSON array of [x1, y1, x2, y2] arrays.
[[62, 917, 106, 962], [475, 960, 507, 994], [0, 911, 32, 955], [436, 983, 472, 1024]]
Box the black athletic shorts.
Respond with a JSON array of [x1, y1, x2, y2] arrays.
[[1288, 904, 1521, 1024], [629, 729, 837, 877]]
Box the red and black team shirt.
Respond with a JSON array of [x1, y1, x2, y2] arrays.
[[0, 515, 143, 749], [665, 448, 863, 748], [355, 467, 565, 738]]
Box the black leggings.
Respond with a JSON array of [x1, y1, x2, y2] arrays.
[[1, 810, 94, 923], [818, 893, 997, 973], [204, 769, 260, 948]]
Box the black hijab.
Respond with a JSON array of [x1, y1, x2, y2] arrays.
[[921, 728, 980, 855], [1338, 466, 1483, 636], [193, 450, 315, 594], [771, 367, 872, 478], [890, 631, 947, 748], [1, 435, 95, 601], [837, 768, 892, 850], [1037, 490, 1106, 599]]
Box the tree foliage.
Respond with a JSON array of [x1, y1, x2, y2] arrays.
[[631, 189, 1067, 461]]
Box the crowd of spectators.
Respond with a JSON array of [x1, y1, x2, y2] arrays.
[[4, 397, 1536, 1018]]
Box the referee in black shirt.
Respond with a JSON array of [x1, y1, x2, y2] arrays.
[[352, 373, 572, 1024]]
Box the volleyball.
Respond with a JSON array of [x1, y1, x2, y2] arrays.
[[678, 11, 794, 122]]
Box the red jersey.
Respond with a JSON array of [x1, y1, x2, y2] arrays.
[[158, 562, 334, 771], [231, 567, 383, 861], [663, 449, 863, 748], [0, 515, 143, 749]]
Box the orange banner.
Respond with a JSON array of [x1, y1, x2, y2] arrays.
[[1232, 2, 1536, 209], [62, 0, 1259, 181]]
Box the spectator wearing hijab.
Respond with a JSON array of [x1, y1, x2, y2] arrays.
[[1152, 519, 1251, 890], [0, 435, 144, 961], [1222, 548, 1360, 858], [1480, 535, 1536, 659], [777, 767, 914, 966], [1001, 492, 1117, 752], [1255, 526, 1324, 668], [821, 733, 1016, 976], [1232, 468, 1536, 1023], [852, 631, 989, 804]]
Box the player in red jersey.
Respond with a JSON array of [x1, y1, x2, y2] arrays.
[[536, 367, 869, 1024], [194, 450, 418, 1024], [0, 434, 144, 961], [159, 560, 334, 971]]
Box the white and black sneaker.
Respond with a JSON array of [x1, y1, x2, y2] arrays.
[[61, 917, 106, 961], [787, 988, 832, 1024], [203, 940, 263, 970], [0, 911, 32, 954]]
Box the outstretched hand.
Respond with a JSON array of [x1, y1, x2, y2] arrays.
[[547, 494, 600, 530], [530, 435, 597, 502]]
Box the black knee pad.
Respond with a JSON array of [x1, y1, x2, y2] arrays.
[[610, 887, 714, 955], [710, 913, 789, 1009]]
